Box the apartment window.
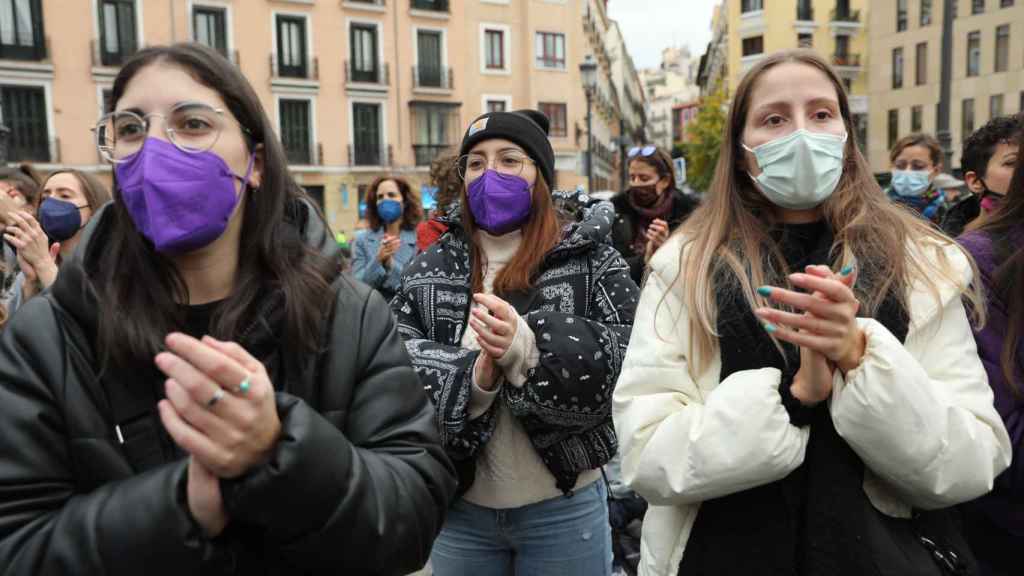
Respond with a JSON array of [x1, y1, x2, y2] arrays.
[[741, 0, 763, 12], [0, 85, 49, 162], [797, 0, 813, 20], [0, 0, 45, 60], [888, 109, 899, 150], [353, 103, 381, 166], [100, 88, 113, 115], [995, 24, 1009, 72], [416, 29, 442, 87], [304, 185, 324, 210], [279, 99, 312, 165], [962, 98, 975, 138], [966, 31, 981, 76], [276, 15, 308, 78], [1001, 0, 1015, 7], [348, 23, 380, 83], [972, 0, 985, 14], [892, 47, 904, 89], [486, 99, 507, 113], [99, 0, 137, 66], [921, 0, 933, 25], [990, 94, 1004, 118], [1021, 91, 1024, 114], [535, 32, 566, 69], [797, 33, 813, 48], [897, 0, 908, 32], [411, 0, 449, 10], [742, 36, 764, 57], [193, 6, 227, 58], [842, 77, 852, 92], [411, 102, 458, 165], [916, 42, 927, 85], [911, 105, 923, 132], [485, 29, 505, 69], [538, 102, 567, 137]]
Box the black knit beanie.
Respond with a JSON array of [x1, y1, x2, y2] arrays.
[[458, 109, 556, 187]]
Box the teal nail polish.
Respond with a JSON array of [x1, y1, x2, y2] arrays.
[[756, 286, 772, 297], [763, 323, 777, 333], [840, 264, 854, 276]]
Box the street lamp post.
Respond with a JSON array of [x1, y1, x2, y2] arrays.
[[0, 123, 9, 165], [936, 0, 954, 170], [579, 54, 598, 194]]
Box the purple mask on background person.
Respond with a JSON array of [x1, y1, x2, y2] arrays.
[[468, 170, 533, 235], [115, 138, 255, 254]]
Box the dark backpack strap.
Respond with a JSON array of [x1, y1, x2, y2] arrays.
[[51, 299, 170, 473]]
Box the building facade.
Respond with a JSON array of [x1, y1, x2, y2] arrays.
[[639, 46, 700, 152], [0, 0, 639, 235], [867, 0, 1024, 173], [697, 1, 730, 96]]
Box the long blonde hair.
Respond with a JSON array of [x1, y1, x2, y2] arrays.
[[668, 50, 980, 370]]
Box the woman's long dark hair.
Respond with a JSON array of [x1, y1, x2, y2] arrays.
[[968, 123, 1024, 395], [95, 43, 339, 374]]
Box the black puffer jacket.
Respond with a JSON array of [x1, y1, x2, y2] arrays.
[[611, 188, 698, 285], [392, 190, 639, 494], [0, 200, 456, 575]]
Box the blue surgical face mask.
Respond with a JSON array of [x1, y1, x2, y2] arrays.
[[743, 129, 847, 210], [890, 170, 932, 197], [377, 199, 403, 224], [39, 197, 88, 242]]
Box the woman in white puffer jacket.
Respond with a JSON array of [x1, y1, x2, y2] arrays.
[[612, 49, 1011, 576]]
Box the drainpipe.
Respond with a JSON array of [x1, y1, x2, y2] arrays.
[[936, 0, 954, 169]]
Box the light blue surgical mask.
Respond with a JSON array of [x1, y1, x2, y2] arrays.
[[890, 170, 932, 197], [743, 129, 847, 210]]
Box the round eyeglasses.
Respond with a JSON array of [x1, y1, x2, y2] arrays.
[[456, 151, 535, 182], [93, 101, 249, 163]]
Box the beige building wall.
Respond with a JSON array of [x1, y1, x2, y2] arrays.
[[1, 0, 638, 234], [868, 0, 1024, 173]]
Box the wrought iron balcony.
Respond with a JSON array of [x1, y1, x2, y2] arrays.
[[413, 65, 453, 90], [346, 60, 390, 85]]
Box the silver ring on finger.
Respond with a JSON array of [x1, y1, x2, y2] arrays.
[[206, 388, 225, 409]]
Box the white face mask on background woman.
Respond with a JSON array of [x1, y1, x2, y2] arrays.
[[744, 129, 847, 210]]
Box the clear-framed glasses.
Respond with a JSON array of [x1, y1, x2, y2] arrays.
[[627, 145, 658, 159], [93, 101, 247, 163], [456, 150, 535, 182]]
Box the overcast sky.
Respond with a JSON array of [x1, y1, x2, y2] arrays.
[[607, 0, 717, 70]]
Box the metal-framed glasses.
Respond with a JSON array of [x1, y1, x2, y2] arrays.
[[456, 151, 535, 182], [93, 101, 249, 163], [627, 145, 658, 159]]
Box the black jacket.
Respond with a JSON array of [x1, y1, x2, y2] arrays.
[[392, 190, 638, 495], [0, 200, 456, 575], [610, 189, 698, 285]]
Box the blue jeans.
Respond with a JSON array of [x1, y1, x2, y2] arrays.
[[431, 479, 613, 576]]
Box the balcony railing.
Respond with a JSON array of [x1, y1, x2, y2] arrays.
[[348, 0, 385, 5], [411, 0, 448, 11], [413, 65, 453, 90], [7, 137, 58, 164], [830, 8, 861, 22], [349, 144, 393, 167], [270, 54, 319, 80], [413, 144, 453, 166], [285, 142, 323, 166], [0, 35, 48, 61], [346, 60, 390, 85], [832, 53, 862, 67]]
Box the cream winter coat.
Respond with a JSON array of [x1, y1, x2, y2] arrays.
[[612, 233, 1012, 576]]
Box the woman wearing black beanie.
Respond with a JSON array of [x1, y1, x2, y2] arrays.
[[392, 109, 638, 575]]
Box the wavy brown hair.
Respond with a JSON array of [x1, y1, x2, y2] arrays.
[[461, 173, 562, 296], [666, 49, 979, 369], [966, 123, 1024, 395], [364, 176, 423, 231], [43, 169, 112, 209]]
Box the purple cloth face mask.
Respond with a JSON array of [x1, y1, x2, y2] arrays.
[[116, 138, 255, 254], [467, 170, 533, 235]]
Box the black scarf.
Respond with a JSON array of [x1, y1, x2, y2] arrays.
[[677, 221, 973, 576]]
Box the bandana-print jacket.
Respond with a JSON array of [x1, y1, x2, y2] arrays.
[[391, 190, 639, 494]]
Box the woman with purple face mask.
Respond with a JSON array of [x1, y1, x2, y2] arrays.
[[0, 43, 455, 575], [392, 110, 639, 576]]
